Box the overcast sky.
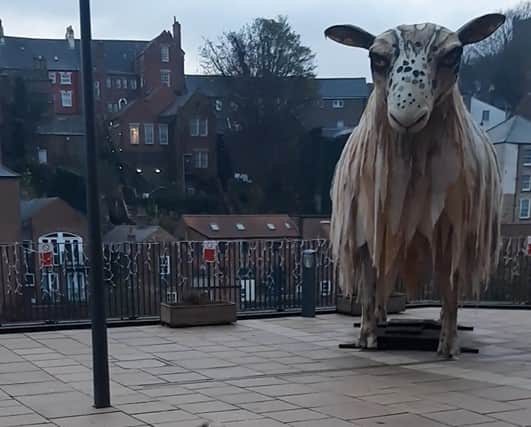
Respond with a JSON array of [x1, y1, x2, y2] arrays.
[[0, 0, 523, 79]]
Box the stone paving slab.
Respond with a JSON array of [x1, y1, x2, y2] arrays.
[[3, 309, 531, 426]]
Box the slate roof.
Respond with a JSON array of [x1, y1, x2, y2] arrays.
[[487, 115, 531, 145], [0, 36, 148, 73], [181, 214, 300, 240], [103, 225, 175, 242], [20, 198, 58, 222], [36, 115, 85, 136], [0, 164, 19, 178]]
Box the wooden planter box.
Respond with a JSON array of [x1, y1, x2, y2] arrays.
[[160, 302, 237, 327], [337, 293, 407, 316]]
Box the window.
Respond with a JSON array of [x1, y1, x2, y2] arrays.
[[60, 90, 72, 107], [48, 72, 56, 84], [200, 119, 208, 136], [190, 118, 199, 136], [285, 222, 292, 229], [130, 79, 137, 90], [522, 175, 531, 192], [158, 124, 169, 145], [482, 110, 490, 122], [115, 78, 122, 89], [160, 69, 171, 87], [332, 99, 344, 109], [337, 120, 345, 128], [193, 150, 208, 169], [107, 103, 113, 113], [113, 103, 119, 113], [106, 77, 112, 88], [144, 123, 154, 145], [122, 78, 128, 89], [236, 223, 245, 231], [266, 223, 276, 230], [190, 118, 208, 136], [209, 223, 220, 231], [38, 148, 48, 165], [129, 123, 140, 145], [523, 148, 531, 166], [118, 98, 128, 110], [59, 72, 72, 85], [520, 199, 531, 219], [161, 45, 170, 62], [94, 81, 100, 99], [215, 99, 223, 111]]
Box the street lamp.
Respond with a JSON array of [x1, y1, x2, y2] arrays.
[[79, 0, 111, 408]]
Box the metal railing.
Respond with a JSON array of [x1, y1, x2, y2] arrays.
[[1, 237, 530, 327], [0, 239, 336, 325]]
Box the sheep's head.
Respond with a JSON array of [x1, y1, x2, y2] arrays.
[[325, 14, 505, 134]]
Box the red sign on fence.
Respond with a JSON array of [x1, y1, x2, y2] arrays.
[[202, 241, 217, 263], [527, 236, 531, 256], [39, 242, 53, 267]]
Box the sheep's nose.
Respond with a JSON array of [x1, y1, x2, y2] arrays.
[[390, 109, 429, 129]]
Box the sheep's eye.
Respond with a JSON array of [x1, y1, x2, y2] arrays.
[[440, 46, 463, 67], [370, 53, 389, 71]]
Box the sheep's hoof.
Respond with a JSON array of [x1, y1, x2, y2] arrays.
[[358, 332, 378, 351], [437, 338, 460, 360]]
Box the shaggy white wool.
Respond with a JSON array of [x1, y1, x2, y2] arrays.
[[330, 85, 501, 302]]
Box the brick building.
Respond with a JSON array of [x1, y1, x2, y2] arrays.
[[0, 164, 21, 243]]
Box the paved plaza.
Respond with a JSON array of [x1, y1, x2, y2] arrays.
[[2, 309, 531, 426]]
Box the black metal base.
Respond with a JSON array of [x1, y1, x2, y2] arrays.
[[340, 318, 478, 353]]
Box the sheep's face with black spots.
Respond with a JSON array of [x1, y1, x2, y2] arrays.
[[325, 14, 506, 134]]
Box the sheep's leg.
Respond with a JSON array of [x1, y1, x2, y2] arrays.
[[436, 274, 459, 359], [376, 289, 387, 324], [359, 279, 378, 349]]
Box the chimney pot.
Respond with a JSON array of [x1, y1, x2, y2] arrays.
[[65, 25, 75, 49]]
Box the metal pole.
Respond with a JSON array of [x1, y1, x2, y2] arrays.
[[79, 0, 111, 408], [301, 249, 316, 317]]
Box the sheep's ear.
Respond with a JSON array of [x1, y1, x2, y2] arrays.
[[457, 14, 506, 45], [325, 25, 375, 49]]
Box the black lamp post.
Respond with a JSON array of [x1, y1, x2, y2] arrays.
[[79, 0, 111, 408]]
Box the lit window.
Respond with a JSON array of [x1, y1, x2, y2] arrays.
[[266, 223, 276, 230], [236, 223, 245, 231], [193, 150, 208, 169], [332, 99, 344, 109], [523, 148, 531, 166], [60, 90, 73, 107], [160, 69, 171, 87], [106, 77, 112, 88], [38, 148, 48, 165], [130, 79, 137, 90], [94, 81, 100, 99], [482, 110, 490, 122], [144, 123, 154, 145], [59, 72, 72, 85], [215, 99, 223, 111], [210, 223, 220, 231], [158, 124, 169, 145], [115, 78, 122, 89], [161, 45, 170, 62], [522, 175, 531, 192], [129, 123, 140, 145], [48, 72, 56, 84]]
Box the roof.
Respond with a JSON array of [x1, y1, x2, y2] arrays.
[[185, 75, 230, 98], [160, 91, 195, 117], [0, 36, 148, 73], [36, 115, 85, 136], [0, 164, 19, 178], [20, 198, 58, 222], [181, 215, 300, 240], [300, 218, 330, 240], [316, 78, 369, 99], [487, 115, 531, 145], [103, 225, 175, 242]]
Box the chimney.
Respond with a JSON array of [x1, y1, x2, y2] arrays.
[[65, 25, 75, 49], [0, 19, 5, 45], [172, 17, 181, 49]]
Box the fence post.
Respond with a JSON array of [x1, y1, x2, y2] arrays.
[[301, 249, 317, 317]]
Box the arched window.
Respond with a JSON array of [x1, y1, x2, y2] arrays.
[[118, 98, 128, 110]]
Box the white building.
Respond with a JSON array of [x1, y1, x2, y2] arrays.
[[468, 96, 507, 129]]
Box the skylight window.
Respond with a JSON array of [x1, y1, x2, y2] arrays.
[[210, 223, 220, 231], [267, 223, 276, 230], [236, 223, 245, 231], [285, 222, 291, 229]]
